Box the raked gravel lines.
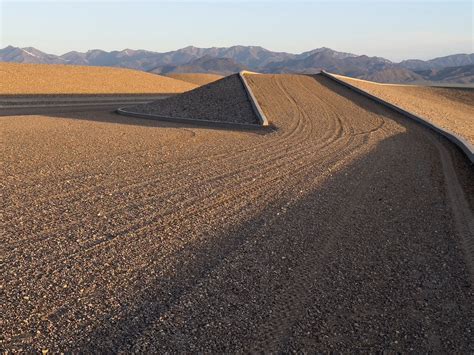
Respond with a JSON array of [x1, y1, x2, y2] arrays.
[[2, 74, 473, 352]]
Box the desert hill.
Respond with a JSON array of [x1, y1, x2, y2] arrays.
[[0, 62, 197, 95]]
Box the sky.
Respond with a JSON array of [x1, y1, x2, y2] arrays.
[[1, 0, 472, 62]]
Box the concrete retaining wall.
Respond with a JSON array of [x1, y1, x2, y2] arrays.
[[320, 70, 474, 163], [116, 107, 266, 130], [239, 71, 269, 126]]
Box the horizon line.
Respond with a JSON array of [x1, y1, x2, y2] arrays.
[[2, 43, 473, 63]]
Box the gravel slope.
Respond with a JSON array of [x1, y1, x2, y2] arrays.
[[2, 74, 473, 352], [127, 74, 258, 124], [166, 73, 224, 86], [335, 74, 474, 145], [0, 63, 197, 95]]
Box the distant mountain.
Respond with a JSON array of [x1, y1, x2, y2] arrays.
[[297, 47, 357, 60], [0, 45, 66, 64], [361, 68, 425, 83], [264, 48, 393, 77], [1, 45, 473, 84], [361, 64, 474, 84], [400, 53, 474, 71], [415, 64, 474, 84], [150, 56, 247, 75]]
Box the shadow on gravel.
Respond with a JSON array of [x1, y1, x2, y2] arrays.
[[311, 73, 474, 209], [69, 107, 473, 352], [9, 74, 471, 352], [10, 108, 277, 135]]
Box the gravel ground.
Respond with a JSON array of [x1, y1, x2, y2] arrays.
[[0, 63, 197, 95], [335, 75, 474, 145], [165, 73, 224, 86], [127, 74, 258, 124], [1, 73, 473, 352]]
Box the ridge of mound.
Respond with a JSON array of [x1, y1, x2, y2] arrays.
[[126, 74, 258, 125], [0, 63, 197, 95], [333, 74, 474, 145], [165, 73, 224, 86]]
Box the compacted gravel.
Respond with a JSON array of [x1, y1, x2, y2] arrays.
[[1, 73, 473, 352], [127, 74, 259, 124]]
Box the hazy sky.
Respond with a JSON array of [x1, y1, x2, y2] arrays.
[[1, 0, 472, 61]]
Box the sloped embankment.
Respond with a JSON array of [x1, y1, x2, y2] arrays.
[[165, 73, 224, 86], [333, 74, 474, 146], [125, 74, 259, 125]]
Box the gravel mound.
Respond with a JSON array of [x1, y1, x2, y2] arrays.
[[166, 73, 224, 86], [128, 74, 259, 124], [335, 74, 474, 145]]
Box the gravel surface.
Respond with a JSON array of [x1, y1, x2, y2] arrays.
[[0, 63, 197, 95], [166, 73, 224, 86], [335, 75, 474, 145], [128, 74, 259, 124], [2, 73, 473, 352]]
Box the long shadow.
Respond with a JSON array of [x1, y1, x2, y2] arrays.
[[8, 73, 472, 351], [311, 73, 470, 146], [311, 73, 474, 206], [68, 131, 473, 352], [63, 85, 473, 352], [2, 107, 276, 135]]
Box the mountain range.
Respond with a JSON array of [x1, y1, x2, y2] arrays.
[[1, 45, 473, 84]]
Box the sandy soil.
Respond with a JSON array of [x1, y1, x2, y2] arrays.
[[2, 74, 473, 352], [335, 74, 474, 145], [166, 73, 224, 86], [0, 63, 197, 95], [128, 74, 258, 124]]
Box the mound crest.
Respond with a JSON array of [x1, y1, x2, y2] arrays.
[[166, 73, 224, 86], [125, 74, 259, 125]]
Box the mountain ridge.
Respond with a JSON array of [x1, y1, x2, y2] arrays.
[[1, 45, 473, 84]]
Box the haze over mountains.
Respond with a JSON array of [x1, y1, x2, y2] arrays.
[[1, 45, 473, 84]]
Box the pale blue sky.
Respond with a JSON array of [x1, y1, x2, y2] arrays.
[[1, 0, 472, 61]]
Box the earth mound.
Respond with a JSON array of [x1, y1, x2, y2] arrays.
[[0, 63, 197, 95], [334, 74, 474, 145], [126, 74, 258, 125], [165, 73, 224, 86]]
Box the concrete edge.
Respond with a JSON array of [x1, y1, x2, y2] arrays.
[[1, 101, 152, 109], [320, 70, 474, 164], [116, 107, 267, 131], [239, 71, 270, 126]]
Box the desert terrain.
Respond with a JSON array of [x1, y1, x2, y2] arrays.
[[0, 63, 197, 115], [0, 62, 197, 95], [166, 73, 224, 86], [335, 74, 474, 145], [1, 72, 473, 352]]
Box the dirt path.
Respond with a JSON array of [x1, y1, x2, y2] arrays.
[[1, 74, 473, 352]]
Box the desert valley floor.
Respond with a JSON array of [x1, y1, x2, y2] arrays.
[[2, 73, 473, 352]]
